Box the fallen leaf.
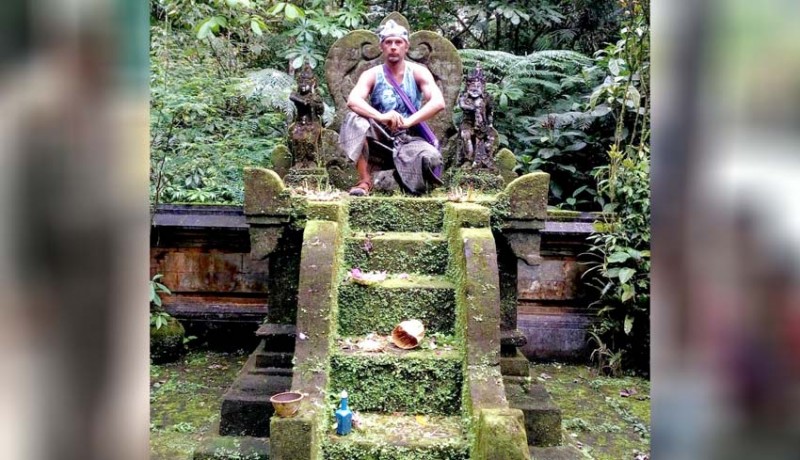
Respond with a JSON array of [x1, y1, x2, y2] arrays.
[[415, 415, 428, 426], [620, 388, 638, 397], [539, 372, 552, 380]]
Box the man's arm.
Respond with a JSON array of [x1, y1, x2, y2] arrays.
[[402, 63, 446, 129], [346, 68, 404, 131]]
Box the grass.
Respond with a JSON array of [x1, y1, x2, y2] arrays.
[[149, 352, 650, 459], [150, 349, 248, 460], [531, 362, 651, 460]]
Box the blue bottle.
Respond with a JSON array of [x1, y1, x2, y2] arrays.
[[335, 390, 352, 436]]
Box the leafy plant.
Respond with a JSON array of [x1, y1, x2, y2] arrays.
[[150, 274, 173, 330], [583, 0, 650, 375]]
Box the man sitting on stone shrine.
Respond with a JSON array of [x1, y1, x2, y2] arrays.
[[339, 20, 445, 196]]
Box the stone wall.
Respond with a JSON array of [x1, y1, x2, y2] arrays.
[[150, 205, 597, 359]]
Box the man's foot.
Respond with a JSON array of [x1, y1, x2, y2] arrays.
[[349, 180, 372, 197]]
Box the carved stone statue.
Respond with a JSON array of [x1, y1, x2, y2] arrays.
[[289, 63, 324, 169], [458, 65, 496, 170]]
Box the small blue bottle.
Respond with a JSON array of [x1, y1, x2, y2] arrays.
[[335, 390, 352, 436]]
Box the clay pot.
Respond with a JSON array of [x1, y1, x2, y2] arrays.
[[391, 319, 425, 350], [270, 391, 304, 418]]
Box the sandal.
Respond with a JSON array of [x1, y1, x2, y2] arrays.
[[349, 180, 372, 197]]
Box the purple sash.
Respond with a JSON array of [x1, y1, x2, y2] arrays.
[[382, 65, 439, 150]]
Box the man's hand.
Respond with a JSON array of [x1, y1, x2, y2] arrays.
[[379, 110, 404, 132]]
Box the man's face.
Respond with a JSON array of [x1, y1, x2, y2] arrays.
[[381, 37, 409, 64]]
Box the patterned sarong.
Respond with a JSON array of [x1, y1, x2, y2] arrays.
[[339, 111, 442, 195]]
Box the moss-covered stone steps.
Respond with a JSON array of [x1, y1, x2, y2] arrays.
[[348, 197, 445, 232], [329, 347, 463, 415], [337, 275, 456, 336], [323, 413, 469, 460], [345, 231, 448, 275]]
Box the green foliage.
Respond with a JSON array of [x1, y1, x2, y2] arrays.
[[150, 274, 174, 330], [150, 274, 172, 308], [584, 0, 650, 375]]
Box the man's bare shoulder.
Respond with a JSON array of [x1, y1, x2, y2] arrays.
[[407, 61, 434, 80]]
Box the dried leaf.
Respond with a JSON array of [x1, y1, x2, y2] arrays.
[[619, 388, 638, 397]]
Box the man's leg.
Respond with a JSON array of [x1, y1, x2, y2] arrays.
[[349, 144, 373, 196]]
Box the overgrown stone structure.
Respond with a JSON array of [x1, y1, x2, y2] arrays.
[[188, 12, 584, 460], [189, 166, 583, 460]]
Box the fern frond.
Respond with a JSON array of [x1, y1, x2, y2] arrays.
[[240, 68, 295, 119]]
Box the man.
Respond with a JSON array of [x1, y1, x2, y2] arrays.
[[339, 20, 446, 196]]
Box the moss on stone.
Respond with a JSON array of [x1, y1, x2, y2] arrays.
[[271, 145, 293, 178], [348, 197, 444, 232], [193, 436, 270, 460], [329, 352, 463, 415], [445, 169, 505, 193], [322, 413, 469, 460], [443, 202, 491, 229], [344, 232, 448, 275], [270, 410, 319, 460], [243, 167, 289, 216], [504, 172, 550, 221], [150, 318, 186, 364], [473, 409, 529, 460], [337, 276, 456, 335], [307, 200, 345, 222]]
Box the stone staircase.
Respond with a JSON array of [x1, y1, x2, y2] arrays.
[[197, 169, 581, 460], [322, 198, 470, 459]]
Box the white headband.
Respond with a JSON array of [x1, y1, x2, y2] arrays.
[[378, 20, 409, 43]]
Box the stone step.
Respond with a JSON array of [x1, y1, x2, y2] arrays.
[[337, 275, 456, 336], [348, 197, 445, 233], [529, 445, 583, 460], [255, 323, 296, 351], [345, 231, 448, 275], [219, 372, 292, 437], [329, 346, 463, 416], [254, 350, 294, 369], [504, 376, 562, 447], [323, 412, 469, 460]]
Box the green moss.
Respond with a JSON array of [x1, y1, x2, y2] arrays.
[[329, 352, 463, 415], [504, 172, 550, 220], [323, 413, 469, 460], [531, 363, 651, 460], [193, 436, 270, 460], [150, 318, 186, 364], [348, 197, 444, 232], [444, 168, 505, 193], [150, 351, 248, 459], [337, 276, 456, 335], [306, 200, 346, 222], [344, 232, 448, 275], [472, 409, 529, 460]]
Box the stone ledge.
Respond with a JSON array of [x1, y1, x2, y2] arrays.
[[504, 377, 562, 447]]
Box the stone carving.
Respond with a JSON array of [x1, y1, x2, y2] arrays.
[[458, 65, 496, 170], [289, 63, 324, 169]]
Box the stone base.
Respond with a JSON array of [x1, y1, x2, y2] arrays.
[[193, 435, 270, 460], [504, 376, 562, 447], [501, 348, 531, 377], [446, 168, 505, 192], [284, 168, 329, 189], [218, 336, 294, 437]]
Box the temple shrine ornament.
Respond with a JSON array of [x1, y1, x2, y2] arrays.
[[457, 64, 497, 170]]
